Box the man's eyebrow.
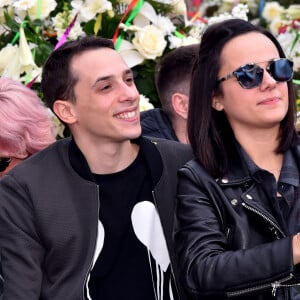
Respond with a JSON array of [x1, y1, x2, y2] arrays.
[[92, 69, 134, 87], [92, 75, 111, 88]]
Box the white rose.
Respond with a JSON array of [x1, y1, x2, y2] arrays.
[[132, 25, 167, 60], [262, 2, 284, 22], [286, 5, 300, 20]]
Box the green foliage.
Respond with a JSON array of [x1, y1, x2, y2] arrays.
[[133, 60, 160, 107]]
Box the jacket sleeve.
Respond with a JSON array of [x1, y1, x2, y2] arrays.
[[0, 174, 44, 299], [174, 164, 294, 299]]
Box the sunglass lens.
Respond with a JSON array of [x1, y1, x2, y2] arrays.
[[235, 64, 264, 89], [269, 59, 293, 82]]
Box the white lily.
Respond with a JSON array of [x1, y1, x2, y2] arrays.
[[134, 2, 157, 27], [117, 40, 144, 68], [19, 25, 36, 69]]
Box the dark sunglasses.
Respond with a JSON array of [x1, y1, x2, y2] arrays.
[[0, 157, 11, 172], [217, 58, 293, 89]]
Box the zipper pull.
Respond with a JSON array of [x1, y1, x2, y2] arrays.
[[272, 281, 280, 297]]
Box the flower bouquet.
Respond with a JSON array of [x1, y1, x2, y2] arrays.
[[0, 0, 250, 107]]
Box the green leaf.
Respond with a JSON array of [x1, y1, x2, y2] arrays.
[[4, 11, 20, 32]]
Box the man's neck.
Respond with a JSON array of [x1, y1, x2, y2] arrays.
[[75, 138, 139, 174], [172, 119, 188, 144]]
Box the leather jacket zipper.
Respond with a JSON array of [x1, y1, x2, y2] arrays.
[[272, 275, 300, 297], [241, 202, 285, 238], [225, 202, 289, 298], [227, 274, 293, 298]]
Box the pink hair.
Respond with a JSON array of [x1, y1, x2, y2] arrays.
[[0, 78, 56, 158]]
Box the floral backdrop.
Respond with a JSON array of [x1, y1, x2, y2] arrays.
[[0, 0, 299, 136]]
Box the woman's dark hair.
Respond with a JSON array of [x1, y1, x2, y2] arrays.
[[188, 18, 297, 178], [41, 36, 114, 110]]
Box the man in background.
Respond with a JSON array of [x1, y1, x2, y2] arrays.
[[141, 44, 198, 144]]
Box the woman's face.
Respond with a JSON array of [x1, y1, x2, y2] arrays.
[[213, 32, 289, 135]]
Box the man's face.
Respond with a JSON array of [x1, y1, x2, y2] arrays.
[[68, 48, 141, 144]]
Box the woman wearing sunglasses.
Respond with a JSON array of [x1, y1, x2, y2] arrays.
[[174, 19, 300, 299], [0, 78, 56, 177]]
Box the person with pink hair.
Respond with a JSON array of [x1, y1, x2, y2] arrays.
[[0, 78, 56, 177]]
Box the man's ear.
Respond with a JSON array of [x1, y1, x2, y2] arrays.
[[53, 100, 77, 125], [172, 93, 189, 119], [212, 94, 224, 111]]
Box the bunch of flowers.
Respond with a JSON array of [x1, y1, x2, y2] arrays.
[[262, 2, 300, 71], [199, 0, 259, 20], [0, 0, 249, 108]]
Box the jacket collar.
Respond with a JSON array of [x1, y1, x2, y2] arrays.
[[69, 138, 94, 182], [217, 142, 252, 186], [68, 136, 163, 187]]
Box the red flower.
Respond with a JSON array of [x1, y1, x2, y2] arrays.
[[292, 19, 300, 29], [278, 25, 288, 34]]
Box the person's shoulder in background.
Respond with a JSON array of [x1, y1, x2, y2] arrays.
[[140, 108, 178, 141]]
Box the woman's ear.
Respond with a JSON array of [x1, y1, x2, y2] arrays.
[[212, 94, 224, 111], [53, 100, 77, 125]]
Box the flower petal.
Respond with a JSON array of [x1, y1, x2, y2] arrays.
[[19, 26, 36, 68]]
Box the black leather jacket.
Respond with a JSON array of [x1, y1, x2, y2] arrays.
[[174, 142, 300, 300]]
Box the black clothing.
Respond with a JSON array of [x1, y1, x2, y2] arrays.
[[175, 139, 300, 300], [0, 136, 193, 300], [140, 108, 179, 141], [89, 151, 155, 299]]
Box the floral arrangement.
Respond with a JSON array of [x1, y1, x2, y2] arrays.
[[0, 0, 249, 108], [262, 2, 300, 71], [3, 0, 300, 134]]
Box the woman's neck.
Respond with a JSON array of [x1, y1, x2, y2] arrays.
[[234, 127, 283, 181]]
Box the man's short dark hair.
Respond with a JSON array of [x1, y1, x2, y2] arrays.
[[155, 44, 199, 118], [41, 36, 114, 110]]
